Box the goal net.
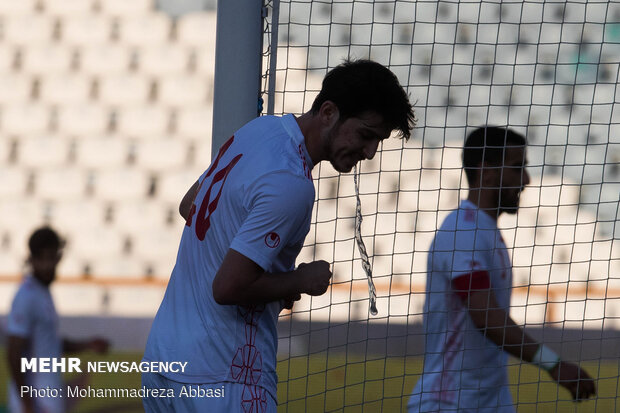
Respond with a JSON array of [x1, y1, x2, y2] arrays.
[[261, 0, 620, 411]]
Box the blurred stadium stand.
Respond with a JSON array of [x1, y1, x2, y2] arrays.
[[0, 0, 616, 335]]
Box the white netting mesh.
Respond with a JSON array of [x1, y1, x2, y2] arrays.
[[262, 0, 619, 411]]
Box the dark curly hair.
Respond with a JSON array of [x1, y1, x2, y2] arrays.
[[311, 59, 416, 140], [28, 226, 64, 257], [462, 126, 527, 186]]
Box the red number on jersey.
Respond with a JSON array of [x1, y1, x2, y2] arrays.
[[186, 136, 243, 241]]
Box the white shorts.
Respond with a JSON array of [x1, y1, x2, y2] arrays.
[[142, 373, 277, 413]]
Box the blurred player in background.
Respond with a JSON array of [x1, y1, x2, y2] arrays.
[[142, 59, 416, 412], [6, 226, 109, 413], [408, 127, 596, 412]]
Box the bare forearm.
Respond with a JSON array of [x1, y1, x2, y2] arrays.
[[7, 342, 30, 397], [213, 250, 331, 306], [470, 306, 539, 361], [214, 269, 303, 305]]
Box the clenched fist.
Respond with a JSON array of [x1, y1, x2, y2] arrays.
[[296, 261, 332, 296]]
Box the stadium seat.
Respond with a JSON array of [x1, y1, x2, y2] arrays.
[[0, 0, 37, 16], [42, 0, 95, 16], [1, 221, 47, 260], [39, 73, 92, 105], [176, 12, 217, 48], [0, 167, 28, 197], [133, 138, 188, 171], [51, 284, 105, 315], [47, 200, 107, 233], [193, 46, 216, 77], [131, 227, 182, 264], [74, 137, 129, 169], [2, 105, 51, 136], [56, 254, 86, 279], [115, 105, 170, 137], [0, 137, 12, 162], [112, 201, 169, 232], [0, 46, 17, 73], [0, 74, 33, 104], [157, 75, 210, 107], [98, 0, 154, 17], [65, 226, 125, 261], [137, 44, 190, 76], [0, 200, 44, 233], [18, 136, 69, 169], [156, 169, 201, 204], [35, 168, 88, 200], [175, 106, 213, 140], [3, 15, 56, 46], [0, 250, 23, 277], [97, 74, 152, 107], [56, 104, 110, 136], [191, 139, 212, 169], [20, 44, 75, 76], [105, 286, 166, 317], [117, 13, 172, 47], [78, 45, 132, 76], [93, 168, 150, 202], [60, 15, 113, 47], [89, 257, 146, 279]]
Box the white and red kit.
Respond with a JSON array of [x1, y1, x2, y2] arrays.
[[408, 200, 515, 413], [143, 114, 315, 412]]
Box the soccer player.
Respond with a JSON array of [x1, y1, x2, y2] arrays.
[[408, 127, 596, 412], [142, 59, 416, 412], [7, 226, 109, 413]]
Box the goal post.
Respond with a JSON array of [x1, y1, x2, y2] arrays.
[[211, 0, 264, 156]]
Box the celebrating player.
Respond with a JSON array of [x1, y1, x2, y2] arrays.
[[408, 127, 596, 412], [6, 226, 109, 413], [142, 59, 416, 412]]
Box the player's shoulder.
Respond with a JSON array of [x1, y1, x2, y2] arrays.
[[251, 168, 315, 204], [236, 115, 294, 144], [236, 115, 313, 183], [433, 202, 481, 245], [11, 277, 40, 307]]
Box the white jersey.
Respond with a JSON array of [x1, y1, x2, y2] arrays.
[[7, 275, 64, 413], [144, 114, 315, 402], [409, 200, 515, 413]]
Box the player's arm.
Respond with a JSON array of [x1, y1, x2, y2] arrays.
[[7, 335, 35, 412], [455, 271, 596, 400], [212, 249, 331, 305], [179, 179, 200, 220]]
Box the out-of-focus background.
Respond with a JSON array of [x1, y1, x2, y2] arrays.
[[0, 0, 618, 411]]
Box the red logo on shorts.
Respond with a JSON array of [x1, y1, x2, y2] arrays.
[[264, 232, 280, 248]]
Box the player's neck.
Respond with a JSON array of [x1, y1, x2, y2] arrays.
[[31, 272, 53, 287], [467, 189, 500, 222], [295, 112, 323, 166]]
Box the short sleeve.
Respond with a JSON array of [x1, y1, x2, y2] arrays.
[[7, 289, 35, 338], [438, 226, 494, 281], [230, 172, 313, 272]]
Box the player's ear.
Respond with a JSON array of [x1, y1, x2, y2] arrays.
[[318, 100, 340, 128]]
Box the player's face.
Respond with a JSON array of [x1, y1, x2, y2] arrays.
[[324, 111, 392, 173], [498, 146, 530, 214], [30, 247, 62, 285]]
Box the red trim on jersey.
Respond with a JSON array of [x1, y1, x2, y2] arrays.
[[451, 271, 491, 299]]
